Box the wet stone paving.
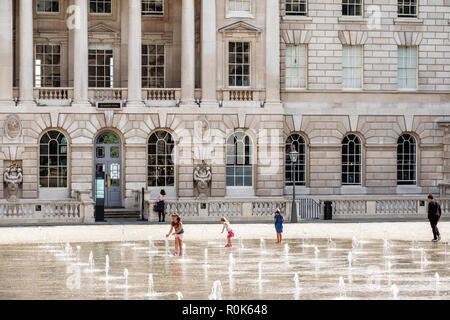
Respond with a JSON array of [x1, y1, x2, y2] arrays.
[[0, 237, 449, 300]]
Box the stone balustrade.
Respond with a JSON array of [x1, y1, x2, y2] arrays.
[[0, 201, 95, 224], [143, 197, 450, 222], [89, 88, 127, 101], [34, 87, 73, 100], [145, 199, 291, 222], [143, 88, 180, 101], [331, 200, 368, 215], [220, 88, 265, 102], [325, 198, 450, 219]]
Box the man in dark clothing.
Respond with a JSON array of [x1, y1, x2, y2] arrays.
[[427, 195, 441, 242]]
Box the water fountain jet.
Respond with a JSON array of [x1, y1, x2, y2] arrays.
[[347, 251, 353, 268], [391, 284, 399, 299], [208, 280, 223, 300], [338, 276, 346, 297], [148, 274, 155, 297]]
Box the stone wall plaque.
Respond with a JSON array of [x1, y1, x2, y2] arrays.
[[4, 115, 22, 140]]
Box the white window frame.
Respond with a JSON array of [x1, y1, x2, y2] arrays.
[[397, 46, 418, 90], [285, 0, 308, 16], [147, 130, 175, 187], [34, 44, 62, 88], [36, 0, 60, 14], [342, 0, 363, 17], [226, 131, 253, 188], [142, 44, 165, 88], [227, 41, 251, 88], [342, 134, 362, 186], [397, 134, 417, 186], [285, 44, 308, 89], [285, 134, 307, 186], [39, 130, 69, 189], [226, 0, 254, 18], [89, 0, 112, 15], [342, 45, 363, 90], [88, 44, 114, 88], [142, 0, 164, 16], [398, 0, 418, 18]]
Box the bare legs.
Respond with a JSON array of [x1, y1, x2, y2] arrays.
[[277, 233, 283, 244]]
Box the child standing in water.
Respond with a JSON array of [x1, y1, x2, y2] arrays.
[[274, 208, 285, 244], [221, 217, 234, 247], [166, 214, 184, 256]]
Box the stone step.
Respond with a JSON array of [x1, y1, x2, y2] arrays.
[[104, 208, 141, 219]]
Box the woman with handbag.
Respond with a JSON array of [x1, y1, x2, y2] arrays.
[[156, 189, 166, 222]]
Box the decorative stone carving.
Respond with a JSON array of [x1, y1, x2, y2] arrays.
[[393, 32, 423, 46], [281, 30, 312, 44], [338, 31, 368, 45], [3, 163, 23, 201], [4, 115, 22, 140], [194, 160, 211, 199]]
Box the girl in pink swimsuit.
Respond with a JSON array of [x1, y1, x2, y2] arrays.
[[221, 217, 234, 247], [166, 214, 184, 256]]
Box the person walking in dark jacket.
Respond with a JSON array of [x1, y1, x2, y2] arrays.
[[427, 195, 441, 242]]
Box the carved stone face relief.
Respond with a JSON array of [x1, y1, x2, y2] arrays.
[[4, 115, 22, 140]]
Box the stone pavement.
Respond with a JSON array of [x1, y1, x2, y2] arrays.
[[0, 220, 449, 245]]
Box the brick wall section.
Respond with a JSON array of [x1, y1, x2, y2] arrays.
[[443, 126, 450, 196], [0, 159, 3, 198], [253, 114, 285, 197], [365, 146, 397, 194], [71, 146, 93, 197], [309, 146, 341, 194], [124, 145, 147, 207], [280, 0, 450, 91], [22, 147, 38, 198]]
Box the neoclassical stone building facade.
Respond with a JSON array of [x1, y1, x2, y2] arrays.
[[0, 0, 449, 208]]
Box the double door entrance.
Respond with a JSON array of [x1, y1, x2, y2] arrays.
[[95, 131, 122, 207]]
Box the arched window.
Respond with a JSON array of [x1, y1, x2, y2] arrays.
[[148, 130, 175, 187], [342, 134, 361, 185], [39, 130, 68, 188], [397, 134, 417, 185], [226, 131, 252, 187], [285, 134, 306, 186]]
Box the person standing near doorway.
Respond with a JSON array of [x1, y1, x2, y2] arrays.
[[427, 195, 442, 242], [156, 189, 166, 222]]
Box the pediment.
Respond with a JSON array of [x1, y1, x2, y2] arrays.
[[218, 21, 262, 33], [88, 23, 119, 34]]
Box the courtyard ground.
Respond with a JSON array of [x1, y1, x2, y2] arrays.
[[0, 219, 449, 245]]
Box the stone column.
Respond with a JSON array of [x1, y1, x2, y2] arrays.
[[265, 0, 281, 105], [181, 0, 196, 106], [19, 0, 35, 106], [127, 0, 144, 107], [200, 0, 218, 108], [73, 0, 90, 106], [0, 0, 13, 105]]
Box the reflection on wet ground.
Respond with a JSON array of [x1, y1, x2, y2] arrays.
[[0, 237, 449, 299]]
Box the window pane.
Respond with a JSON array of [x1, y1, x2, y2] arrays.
[[147, 131, 175, 187], [285, 44, 307, 89], [342, 134, 362, 185], [286, 0, 307, 16], [228, 42, 250, 87], [226, 132, 252, 186], [397, 46, 417, 89], [285, 134, 306, 186], [39, 131, 68, 188], [342, 45, 362, 89]]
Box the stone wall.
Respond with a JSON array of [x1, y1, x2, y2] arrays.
[[280, 0, 450, 91], [283, 113, 445, 196]]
